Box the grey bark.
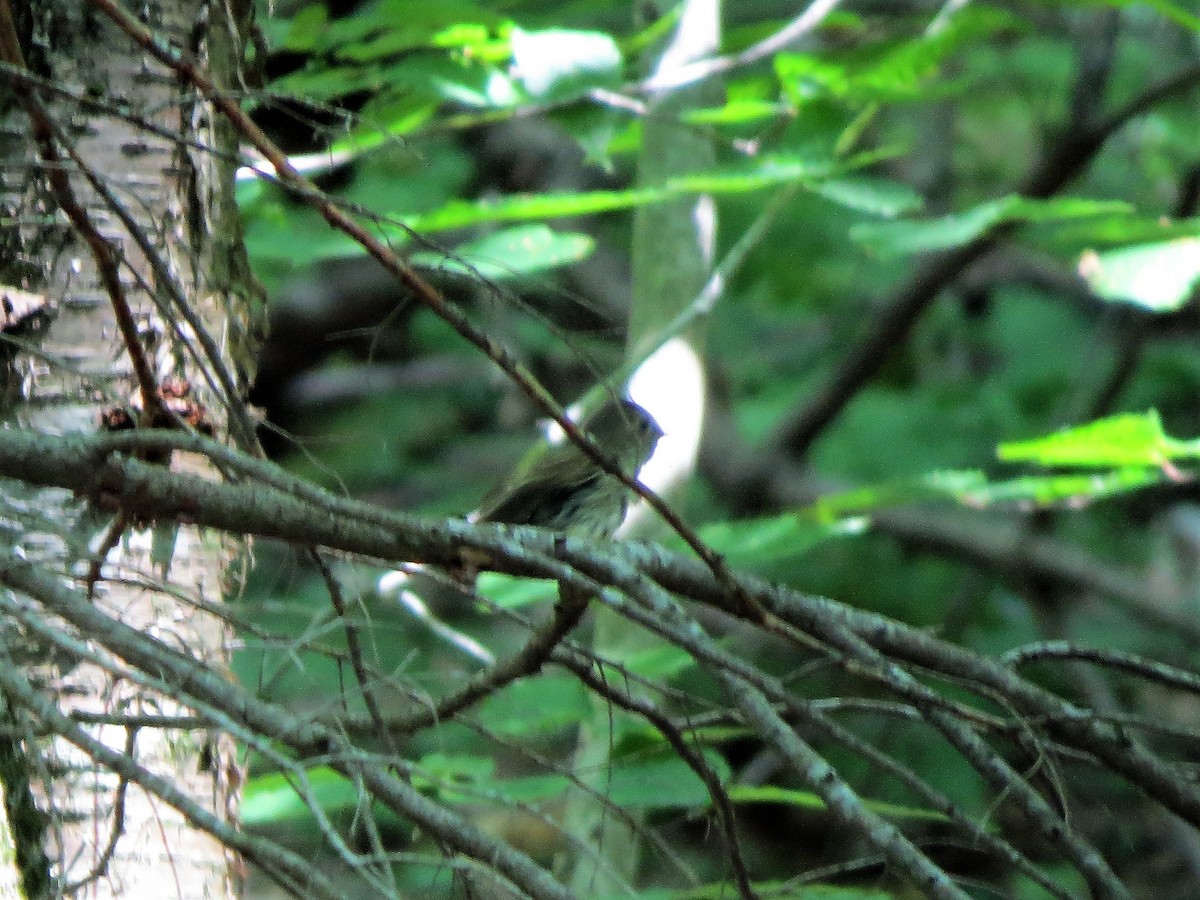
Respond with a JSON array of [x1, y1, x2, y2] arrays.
[[0, 2, 258, 896]]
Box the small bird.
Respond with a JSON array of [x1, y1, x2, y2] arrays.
[[476, 398, 663, 538]]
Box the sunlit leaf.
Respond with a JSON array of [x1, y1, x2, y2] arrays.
[[667, 154, 836, 193], [510, 27, 622, 99], [681, 99, 791, 125], [1078, 237, 1200, 312], [811, 467, 1164, 514], [951, 469, 1163, 506], [997, 411, 1200, 468], [775, 5, 1016, 104], [403, 187, 666, 231], [333, 1, 504, 60]]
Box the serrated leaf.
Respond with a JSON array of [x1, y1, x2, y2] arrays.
[[997, 411, 1200, 468]]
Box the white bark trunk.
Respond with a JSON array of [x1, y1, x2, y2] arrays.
[[0, 2, 257, 896]]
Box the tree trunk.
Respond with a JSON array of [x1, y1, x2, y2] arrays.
[[0, 1, 259, 896]]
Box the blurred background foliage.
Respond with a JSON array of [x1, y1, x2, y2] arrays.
[[235, 0, 1200, 895]]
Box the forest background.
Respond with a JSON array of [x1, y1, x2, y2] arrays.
[[2, 0, 1200, 898]]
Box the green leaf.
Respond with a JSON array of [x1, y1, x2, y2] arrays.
[[479, 674, 589, 735], [401, 154, 864, 232], [331, 2, 504, 60], [414, 753, 496, 802], [810, 467, 1164, 514], [945, 469, 1163, 507], [775, 6, 1015, 105], [681, 99, 791, 125], [621, 643, 696, 680], [242, 767, 359, 826], [477, 572, 558, 609], [602, 752, 731, 810], [410, 225, 594, 278], [696, 514, 868, 570], [851, 195, 1132, 257], [416, 752, 495, 785], [665, 154, 837, 193], [1079, 237, 1200, 312], [281, 4, 328, 53], [807, 176, 924, 217], [1034, 215, 1200, 250], [495, 751, 730, 811], [269, 63, 388, 103], [328, 96, 440, 154], [403, 187, 667, 231], [728, 785, 951, 823], [997, 411, 1200, 468], [243, 199, 401, 263]]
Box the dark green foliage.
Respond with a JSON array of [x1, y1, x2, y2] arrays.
[[238, 1, 1200, 896]]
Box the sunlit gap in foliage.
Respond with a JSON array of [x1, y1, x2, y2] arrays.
[[622, 338, 706, 535]]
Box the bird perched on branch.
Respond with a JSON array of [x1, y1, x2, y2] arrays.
[[476, 397, 663, 538]]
